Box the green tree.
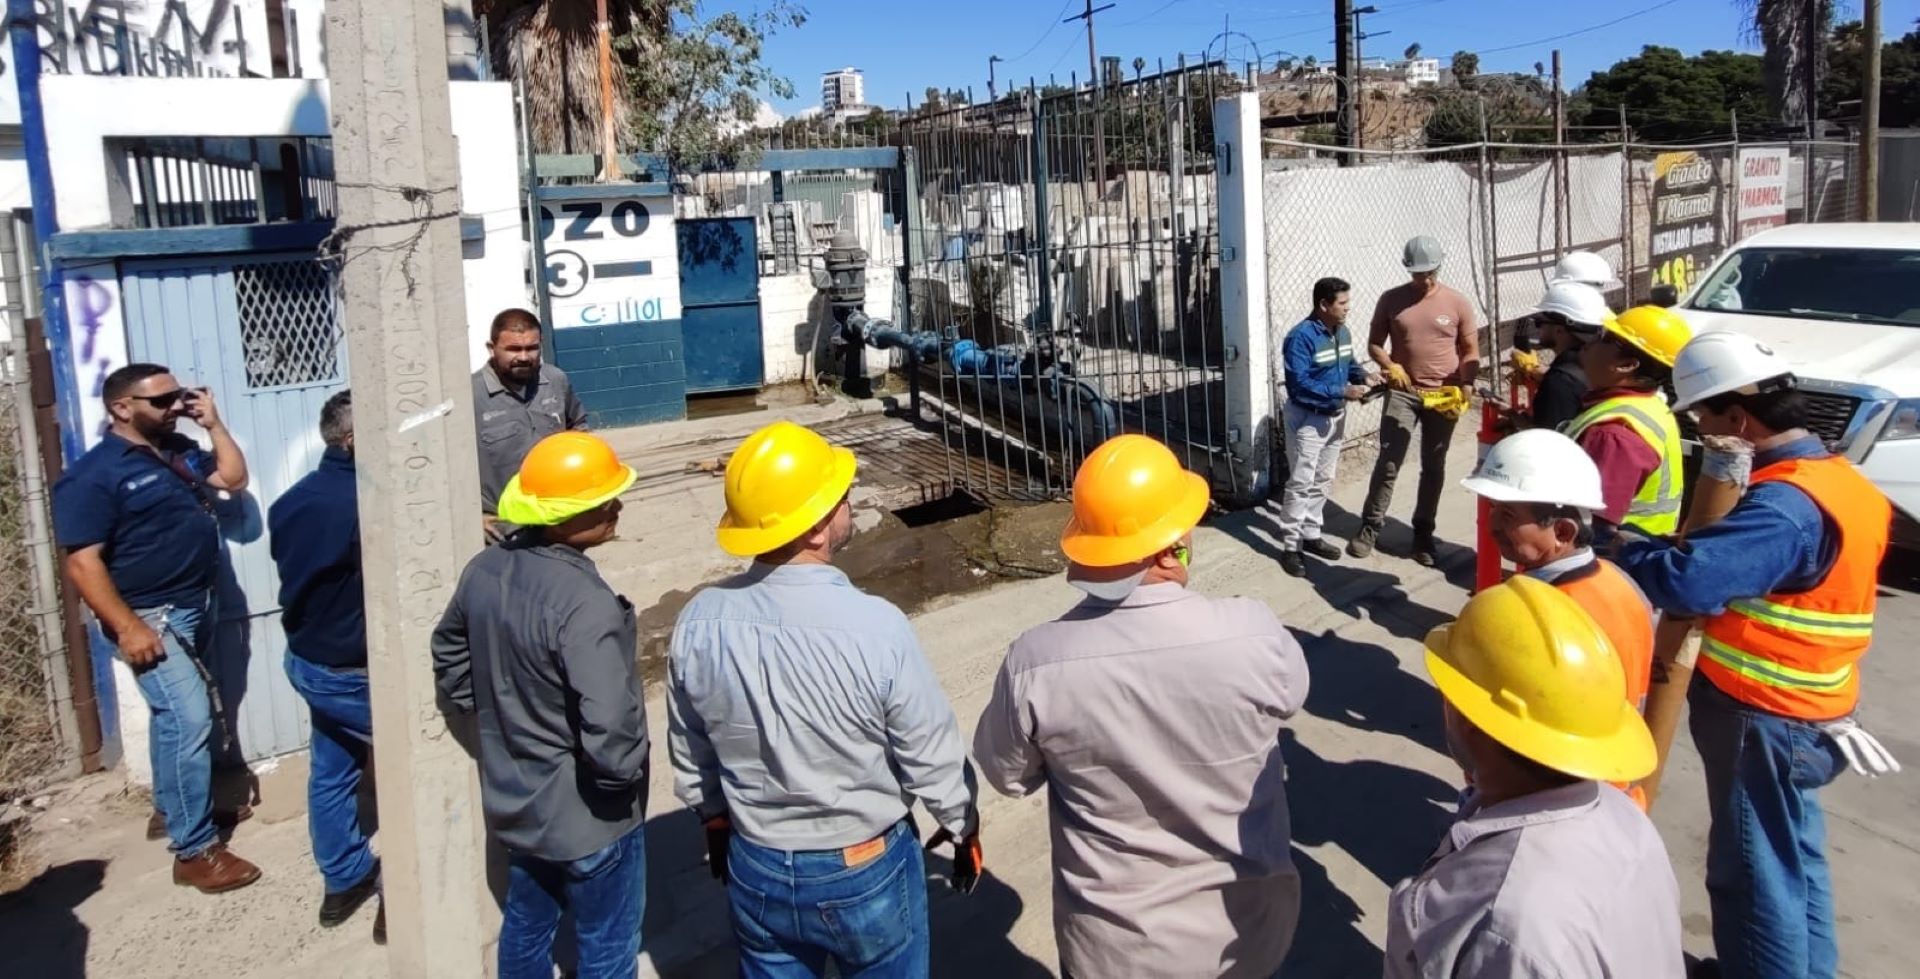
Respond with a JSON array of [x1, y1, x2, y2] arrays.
[[1426, 74, 1550, 146], [1823, 19, 1920, 128], [1452, 50, 1480, 88], [623, 2, 807, 170], [1404, 42, 1423, 61], [1570, 45, 1769, 141]]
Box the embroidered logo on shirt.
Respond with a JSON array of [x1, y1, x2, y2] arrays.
[[1436, 315, 1454, 328], [122, 473, 163, 493]]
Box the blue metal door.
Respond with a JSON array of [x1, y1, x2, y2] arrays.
[[119, 253, 347, 761], [676, 217, 764, 393]]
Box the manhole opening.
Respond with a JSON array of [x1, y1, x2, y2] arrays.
[[891, 491, 988, 528]]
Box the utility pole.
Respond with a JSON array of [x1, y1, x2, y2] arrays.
[[1552, 49, 1566, 251], [1335, 0, 1356, 159], [1353, 7, 1386, 150], [989, 54, 1003, 103], [1860, 0, 1881, 220], [1803, 0, 1820, 215], [324, 0, 489, 974], [595, 0, 623, 180], [1066, 0, 1116, 183]]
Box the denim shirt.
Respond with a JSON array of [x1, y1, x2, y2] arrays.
[[1618, 435, 1836, 617], [668, 563, 976, 850], [1281, 316, 1370, 415]]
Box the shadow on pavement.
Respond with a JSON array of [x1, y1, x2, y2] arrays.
[[0, 858, 105, 978], [1282, 844, 1382, 977], [1292, 627, 1447, 756], [1281, 730, 1454, 889], [926, 855, 1052, 978]]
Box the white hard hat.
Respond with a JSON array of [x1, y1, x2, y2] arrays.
[[1670, 331, 1797, 411], [1534, 281, 1615, 329], [1460, 429, 1606, 511], [1549, 250, 1620, 290]]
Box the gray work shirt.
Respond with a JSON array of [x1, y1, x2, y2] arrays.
[[973, 582, 1310, 979], [471, 362, 589, 514], [431, 537, 648, 862], [1385, 781, 1685, 979], [668, 562, 976, 851]]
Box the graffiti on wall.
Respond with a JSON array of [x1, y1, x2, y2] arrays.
[[63, 264, 127, 443]]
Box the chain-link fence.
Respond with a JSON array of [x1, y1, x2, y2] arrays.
[[1259, 136, 1859, 446]]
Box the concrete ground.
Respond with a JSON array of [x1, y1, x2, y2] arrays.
[[6, 406, 1920, 978]]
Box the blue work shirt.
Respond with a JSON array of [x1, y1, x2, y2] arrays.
[[1281, 315, 1369, 414], [667, 562, 976, 851], [1618, 435, 1837, 617], [268, 447, 366, 669], [52, 431, 220, 610]]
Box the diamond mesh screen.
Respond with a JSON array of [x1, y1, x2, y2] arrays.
[[234, 261, 342, 389]]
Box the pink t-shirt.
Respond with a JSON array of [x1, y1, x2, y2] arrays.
[[1370, 282, 1479, 389]]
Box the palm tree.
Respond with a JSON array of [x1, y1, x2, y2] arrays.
[[1741, 0, 1835, 126], [484, 1, 666, 155]]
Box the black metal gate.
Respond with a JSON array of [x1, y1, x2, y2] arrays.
[[899, 62, 1236, 501]]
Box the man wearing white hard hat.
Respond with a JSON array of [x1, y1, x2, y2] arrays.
[[1462, 429, 1657, 808], [1549, 250, 1622, 292], [1616, 332, 1900, 979], [1526, 281, 1609, 431]]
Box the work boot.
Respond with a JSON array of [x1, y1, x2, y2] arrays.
[[319, 862, 381, 927], [1346, 525, 1379, 558], [372, 900, 387, 945], [173, 843, 262, 894], [147, 804, 255, 841], [1412, 533, 1438, 568], [1279, 549, 1306, 578], [1302, 538, 1343, 561]]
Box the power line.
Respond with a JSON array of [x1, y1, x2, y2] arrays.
[[1009, 0, 1081, 63], [1115, 0, 1194, 29], [1470, 0, 1684, 56]]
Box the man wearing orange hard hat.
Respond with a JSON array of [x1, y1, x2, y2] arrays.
[[974, 433, 1310, 978], [432, 431, 651, 979], [669, 420, 980, 978]]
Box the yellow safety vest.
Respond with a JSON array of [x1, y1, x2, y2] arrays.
[[1562, 393, 1686, 536]]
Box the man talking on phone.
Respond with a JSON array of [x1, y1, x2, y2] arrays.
[[53, 363, 260, 893]]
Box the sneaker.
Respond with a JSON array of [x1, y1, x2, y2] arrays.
[[1413, 534, 1438, 568], [1279, 549, 1307, 577], [372, 900, 388, 945], [1346, 525, 1379, 558], [147, 805, 255, 842], [172, 843, 262, 894], [1302, 538, 1343, 561], [319, 862, 381, 927]]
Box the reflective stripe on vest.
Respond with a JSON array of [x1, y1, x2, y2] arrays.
[[1562, 395, 1686, 534], [1698, 454, 1891, 720]]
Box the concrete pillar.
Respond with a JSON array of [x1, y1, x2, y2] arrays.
[[1213, 91, 1273, 506], [323, 1, 490, 974]]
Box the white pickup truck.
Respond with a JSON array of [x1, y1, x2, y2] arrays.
[[1679, 222, 1920, 547]]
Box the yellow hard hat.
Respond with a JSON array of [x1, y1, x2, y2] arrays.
[[1059, 434, 1210, 568], [496, 432, 637, 526], [716, 421, 857, 557], [1423, 575, 1655, 782], [1604, 305, 1693, 368]]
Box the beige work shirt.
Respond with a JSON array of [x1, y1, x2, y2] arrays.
[[1385, 781, 1685, 979], [973, 583, 1309, 978]]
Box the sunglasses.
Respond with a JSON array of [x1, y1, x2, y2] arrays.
[[1172, 542, 1191, 567], [128, 388, 194, 410]]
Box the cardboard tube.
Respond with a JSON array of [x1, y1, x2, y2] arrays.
[[1637, 462, 1747, 810]]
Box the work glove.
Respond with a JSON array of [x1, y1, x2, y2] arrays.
[[1699, 435, 1755, 489], [1385, 363, 1413, 392], [1819, 717, 1903, 778], [703, 814, 733, 884], [924, 825, 984, 894]]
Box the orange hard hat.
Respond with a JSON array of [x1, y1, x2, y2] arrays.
[[495, 431, 636, 526], [1059, 434, 1210, 568]]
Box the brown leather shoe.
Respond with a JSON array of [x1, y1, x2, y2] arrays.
[[173, 843, 262, 893], [147, 805, 256, 841]]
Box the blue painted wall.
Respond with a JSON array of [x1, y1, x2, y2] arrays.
[[553, 319, 688, 426]]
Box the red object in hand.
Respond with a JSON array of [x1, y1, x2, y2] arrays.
[[703, 814, 733, 884], [1475, 398, 1507, 594]]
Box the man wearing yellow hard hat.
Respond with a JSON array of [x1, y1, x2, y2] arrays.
[[973, 434, 1310, 978], [1563, 304, 1692, 540], [430, 431, 650, 979], [668, 420, 980, 978], [1385, 575, 1683, 978]]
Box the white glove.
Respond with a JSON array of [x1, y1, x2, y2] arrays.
[[1699, 435, 1755, 488], [1819, 716, 1902, 778]]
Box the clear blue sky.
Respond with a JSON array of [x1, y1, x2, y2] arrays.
[[718, 0, 1920, 113]]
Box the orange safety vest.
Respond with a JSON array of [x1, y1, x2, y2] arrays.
[[1698, 455, 1891, 721], [1552, 557, 1657, 810]]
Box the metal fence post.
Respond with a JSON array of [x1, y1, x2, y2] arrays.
[[1030, 95, 1054, 340]]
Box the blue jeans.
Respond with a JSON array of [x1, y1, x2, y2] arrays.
[[1689, 675, 1848, 979], [498, 824, 648, 979], [129, 601, 216, 858], [283, 654, 376, 893], [727, 819, 928, 979]]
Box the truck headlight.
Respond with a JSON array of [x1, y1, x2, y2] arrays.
[[1881, 400, 1920, 442]]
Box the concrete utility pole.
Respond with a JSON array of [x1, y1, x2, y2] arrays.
[[1334, 0, 1354, 153], [1860, 0, 1882, 220], [323, 0, 489, 974], [989, 54, 1003, 103], [1354, 7, 1386, 150], [1066, 0, 1115, 183]]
